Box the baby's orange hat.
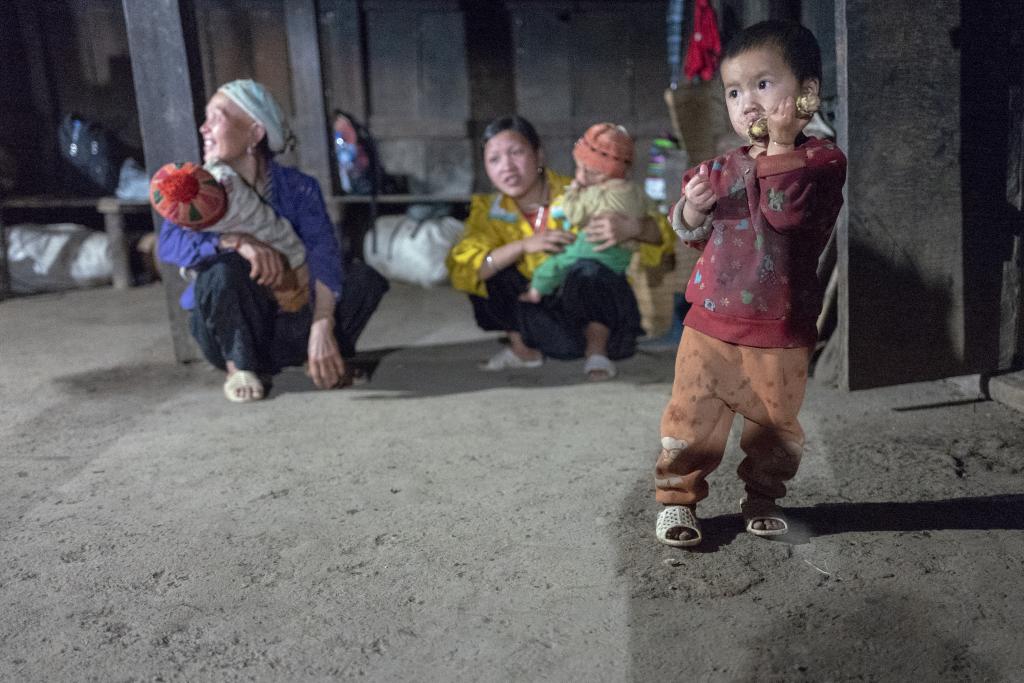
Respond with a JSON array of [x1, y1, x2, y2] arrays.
[[573, 123, 633, 179]]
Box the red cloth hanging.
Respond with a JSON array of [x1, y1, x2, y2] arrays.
[[683, 0, 722, 82]]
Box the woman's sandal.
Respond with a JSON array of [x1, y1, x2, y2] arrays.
[[741, 496, 789, 537], [656, 505, 703, 547], [583, 354, 617, 381], [480, 347, 544, 371], [223, 370, 264, 403]]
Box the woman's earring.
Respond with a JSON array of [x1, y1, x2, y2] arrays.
[[246, 143, 255, 156], [537, 165, 544, 176]]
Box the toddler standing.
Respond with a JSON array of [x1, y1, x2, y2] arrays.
[[654, 20, 847, 547]]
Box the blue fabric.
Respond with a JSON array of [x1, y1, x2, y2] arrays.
[[158, 161, 343, 310]]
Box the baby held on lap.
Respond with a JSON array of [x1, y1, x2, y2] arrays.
[[520, 122, 651, 304], [150, 160, 309, 312]]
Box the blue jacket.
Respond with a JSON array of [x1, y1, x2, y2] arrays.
[[157, 161, 343, 310]]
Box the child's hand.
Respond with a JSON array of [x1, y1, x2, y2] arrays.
[[683, 164, 716, 215], [519, 288, 542, 303], [766, 96, 807, 150]]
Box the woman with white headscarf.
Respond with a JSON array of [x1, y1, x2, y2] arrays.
[[158, 79, 388, 401]]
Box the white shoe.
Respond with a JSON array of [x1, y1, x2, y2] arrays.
[[479, 347, 544, 371], [583, 354, 616, 380]]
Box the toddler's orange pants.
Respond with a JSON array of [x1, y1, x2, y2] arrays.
[[656, 327, 812, 506]]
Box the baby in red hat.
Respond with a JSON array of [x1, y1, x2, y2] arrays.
[[150, 160, 309, 311], [521, 123, 654, 304]]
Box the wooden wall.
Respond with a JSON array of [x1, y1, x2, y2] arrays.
[[4, 0, 806, 197], [5, 0, 1020, 384], [835, 1, 963, 389]]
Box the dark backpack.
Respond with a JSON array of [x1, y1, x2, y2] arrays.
[[332, 110, 384, 196], [58, 114, 124, 195]]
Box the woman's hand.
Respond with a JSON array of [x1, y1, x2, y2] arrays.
[[521, 230, 575, 254], [307, 317, 346, 389], [584, 212, 655, 251], [221, 233, 285, 288]]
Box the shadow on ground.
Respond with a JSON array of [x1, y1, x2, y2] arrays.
[[272, 339, 677, 399], [613, 472, 1019, 681]]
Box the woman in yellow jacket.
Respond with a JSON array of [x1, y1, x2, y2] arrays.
[[447, 115, 674, 380]]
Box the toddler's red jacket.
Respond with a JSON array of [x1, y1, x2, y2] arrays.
[[681, 135, 847, 348]]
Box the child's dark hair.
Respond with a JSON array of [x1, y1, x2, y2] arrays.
[[481, 115, 541, 151], [722, 20, 822, 84]]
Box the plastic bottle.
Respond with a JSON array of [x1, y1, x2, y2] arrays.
[[334, 130, 355, 193]]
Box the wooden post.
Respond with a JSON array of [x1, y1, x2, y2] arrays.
[[122, 0, 205, 362], [98, 201, 131, 290], [14, 0, 61, 194], [319, 0, 367, 122], [284, 0, 334, 202], [834, 0, 966, 389]]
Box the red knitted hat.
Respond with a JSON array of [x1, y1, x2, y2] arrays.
[[150, 162, 227, 230], [572, 123, 634, 178]]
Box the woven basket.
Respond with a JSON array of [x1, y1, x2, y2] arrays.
[[664, 83, 739, 162], [630, 245, 699, 337]]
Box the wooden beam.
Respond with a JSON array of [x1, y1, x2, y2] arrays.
[[319, 0, 367, 121], [284, 0, 334, 199], [122, 0, 205, 363], [14, 0, 61, 194], [835, 0, 966, 389]]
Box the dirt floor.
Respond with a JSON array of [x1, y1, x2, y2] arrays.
[[2, 281, 1024, 682]]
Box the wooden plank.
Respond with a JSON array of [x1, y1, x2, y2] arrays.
[[960, 0, 1023, 372], [122, 0, 205, 363], [420, 10, 470, 121], [367, 118, 468, 138], [835, 0, 965, 389], [464, 0, 517, 190], [194, 0, 254, 99], [631, 4, 671, 125], [250, 0, 293, 118], [510, 3, 572, 122], [284, 0, 334, 198], [366, 9, 420, 121], [15, 1, 61, 194], [328, 194, 471, 206], [319, 0, 367, 120], [572, 10, 634, 122]]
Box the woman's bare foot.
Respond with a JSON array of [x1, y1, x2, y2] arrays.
[[223, 362, 264, 402], [508, 331, 543, 362]]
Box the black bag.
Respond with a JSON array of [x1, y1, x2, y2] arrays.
[[332, 111, 406, 196], [58, 114, 124, 195]]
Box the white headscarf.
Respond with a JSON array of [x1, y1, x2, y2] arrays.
[[218, 79, 290, 154]]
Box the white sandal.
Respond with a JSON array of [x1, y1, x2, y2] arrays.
[[583, 354, 616, 380], [480, 347, 543, 371], [656, 505, 703, 547], [223, 370, 264, 403], [741, 497, 789, 537]]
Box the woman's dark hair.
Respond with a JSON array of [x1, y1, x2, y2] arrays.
[[255, 136, 273, 159], [722, 20, 822, 84], [481, 115, 541, 151]]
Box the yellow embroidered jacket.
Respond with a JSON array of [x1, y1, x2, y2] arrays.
[[447, 169, 675, 297]]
